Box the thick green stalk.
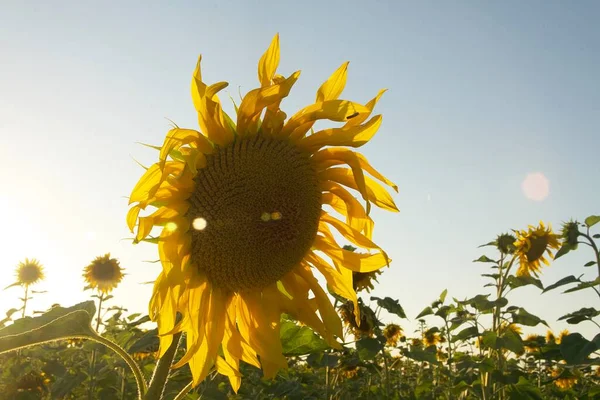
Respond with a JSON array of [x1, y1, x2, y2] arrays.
[[144, 331, 183, 400], [91, 334, 148, 400]]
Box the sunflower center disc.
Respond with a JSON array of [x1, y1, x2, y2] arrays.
[[187, 135, 322, 292], [526, 236, 548, 262]]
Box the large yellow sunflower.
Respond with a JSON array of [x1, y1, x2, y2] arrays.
[[514, 221, 560, 277], [127, 34, 397, 390]]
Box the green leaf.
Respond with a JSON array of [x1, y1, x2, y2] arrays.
[[480, 331, 498, 349], [560, 333, 600, 364], [473, 255, 496, 263], [500, 329, 524, 354], [280, 319, 330, 356], [356, 337, 383, 360], [558, 307, 600, 324], [3, 282, 21, 290], [563, 278, 600, 293], [506, 275, 544, 290], [439, 289, 448, 303], [510, 307, 548, 327], [553, 244, 573, 261], [416, 306, 434, 319], [0, 301, 96, 354], [452, 326, 479, 342], [370, 296, 406, 319], [127, 328, 159, 354], [506, 377, 543, 400], [584, 215, 600, 228], [405, 347, 440, 364], [584, 260, 597, 267], [542, 275, 580, 293], [593, 234, 600, 239], [478, 241, 496, 248]]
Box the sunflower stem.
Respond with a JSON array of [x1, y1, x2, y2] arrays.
[[89, 292, 105, 399], [173, 381, 193, 400], [91, 334, 148, 400], [21, 284, 29, 318], [579, 232, 600, 291], [144, 331, 183, 400]]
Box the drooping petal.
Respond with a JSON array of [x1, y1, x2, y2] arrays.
[[298, 115, 382, 152], [313, 148, 398, 192], [319, 168, 398, 212], [313, 235, 389, 273], [282, 100, 370, 141]]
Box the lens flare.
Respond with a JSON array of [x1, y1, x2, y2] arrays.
[[521, 172, 549, 201]]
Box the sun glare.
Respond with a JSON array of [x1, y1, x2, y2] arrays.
[[521, 172, 549, 202]]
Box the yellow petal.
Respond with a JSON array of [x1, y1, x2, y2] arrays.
[[343, 89, 386, 128], [236, 71, 301, 136], [321, 181, 370, 234], [314, 235, 388, 273], [319, 168, 398, 212], [319, 212, 387, 260], [305, 252, 358, 318], [258, 34, 280, 87], [191, 56, 235, 146], [282, 100, 371, 141], [127, 206, 141, 232], [314, 148, 398, 192], [159, 128, 213, 170], [316, 62, 349, 103], [298, 115, 382, 152], [295, 264, 343, 341]]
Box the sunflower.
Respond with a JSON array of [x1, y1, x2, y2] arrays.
[[514, 222, 560, 277], [341, 365, 359, 379], [423, 330, 444, 347], [523, 334, 543, 353], [560, 220, 579, 249], [546, 330, 557, 345], [83, 254, 125, 294], [339, 300, 378, 339], [495, 233, 517, 255], [382, 323, 403, 346], [552, 367, 578, 390], [556, 329, 569, 345], [127, 34, 397, 390], [14, 258, 45, 286], [352, 270, 382, 293]]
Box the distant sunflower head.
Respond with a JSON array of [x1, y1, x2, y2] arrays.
[[556, 329, 569, 345], [423, 329, 444, 347], [352, 270, 382, 293], [341, 365, 359, 379], [127, 34, 397, 390], [514, 222, 560, 277], [500, 322, 522, 336], [383, 323, 403, 346], [524, 334, 543, 353], [15, 258, 45, 286], [495, 233, 517, 255], [546, 330, 557, 345], [552, 367, 577, 390], [83, 254, 124, 294], [560, 220, 579, 249], [339, 300, 378, 339]]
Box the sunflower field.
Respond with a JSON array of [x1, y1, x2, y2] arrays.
[[1, 35, 599, 400]]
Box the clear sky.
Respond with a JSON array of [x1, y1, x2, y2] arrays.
[[1, 1, 599, 339]]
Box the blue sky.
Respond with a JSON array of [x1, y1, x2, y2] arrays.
[[1, 1, 599, 339]]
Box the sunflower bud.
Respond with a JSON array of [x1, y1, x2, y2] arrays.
[[561, 220, 580, 249], [495, 233, 517, 255]]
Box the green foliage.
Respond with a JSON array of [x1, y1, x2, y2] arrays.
[[0, 302, 96, 354]]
